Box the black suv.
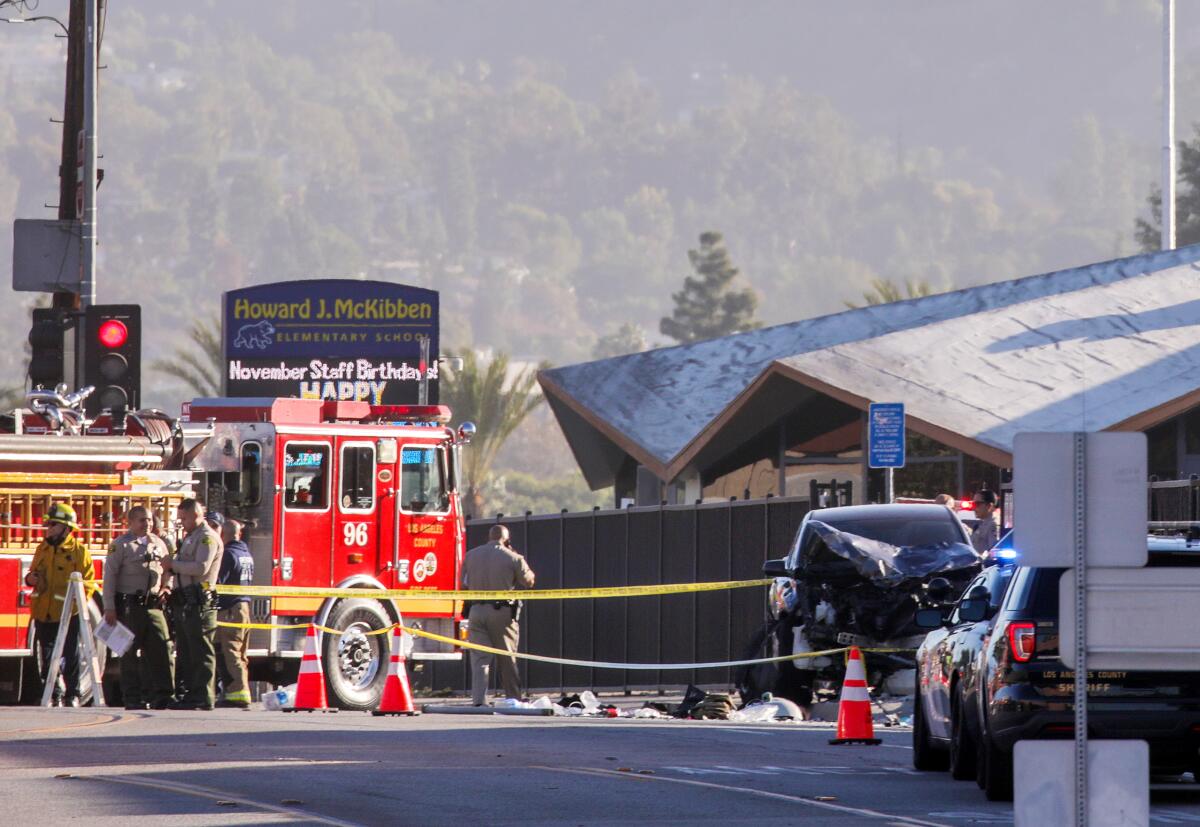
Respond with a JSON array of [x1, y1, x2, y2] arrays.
[[969, 547, 1200, 801], [913, 562, 1015, 780]]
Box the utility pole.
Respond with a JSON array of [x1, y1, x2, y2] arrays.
[[51, 0, 87, 387], [53, 0, 103, 388], [80, 0, 98, 314], [1163, 0, 1176, 251]]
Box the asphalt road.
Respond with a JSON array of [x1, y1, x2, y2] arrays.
[[1, 706, 1199, 825]]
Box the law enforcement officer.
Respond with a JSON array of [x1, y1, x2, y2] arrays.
[[462, 524, 535, 706], [161, 498, 222, 710], [152, 513, 176, 554], [215, 519, 254, 709], [970, 489, 1000, 554], [102, 505, 174, 710], [26, 503, 97, 707]]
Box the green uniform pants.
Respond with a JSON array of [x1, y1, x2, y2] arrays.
[[175, 604, 217, 706], [116, 600, 174, 706]]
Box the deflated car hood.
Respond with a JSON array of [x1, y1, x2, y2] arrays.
[[803, 520, 981, 586]]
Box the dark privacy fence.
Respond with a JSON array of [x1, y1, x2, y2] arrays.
[[1149, 478, 1200, 524], [420, 496, 810, 694]]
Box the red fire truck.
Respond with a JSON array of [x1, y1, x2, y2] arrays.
[[0, 390, 472, 709]]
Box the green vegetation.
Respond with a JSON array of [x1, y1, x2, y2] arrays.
[[439, 350, 548, 516], [844, 278, 940, 309], [150, 313, 222, 398], [660, 231, 760, 344], [1137, 125, 1200, 251], [0, 5, 1164, 510]]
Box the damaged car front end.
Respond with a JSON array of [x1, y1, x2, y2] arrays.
[[739, 504, 981, 706]]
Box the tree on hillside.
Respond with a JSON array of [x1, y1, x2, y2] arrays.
[[1135, 126, 1200, 251], [592, 322, 648, 360], [439, 350, 549, 517], [844, 277, 939, 309], [151, 314, 222, 398], [660, 232, 761, 344]]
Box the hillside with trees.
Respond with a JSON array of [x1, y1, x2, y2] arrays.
[[0, 1, 1179, 511]]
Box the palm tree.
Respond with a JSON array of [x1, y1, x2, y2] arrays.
[[845, 278, 939, 309], [439, 350, 549, 517], [151, 313, 222, 397]]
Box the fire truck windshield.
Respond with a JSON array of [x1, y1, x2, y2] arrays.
[[401, 445, 449, 513]]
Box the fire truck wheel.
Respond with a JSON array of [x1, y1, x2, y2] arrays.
[[322, 598, 391, 710]]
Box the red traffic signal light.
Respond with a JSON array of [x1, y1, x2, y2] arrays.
[[83, 305, 140, 415], [97, 319, 128, 349]]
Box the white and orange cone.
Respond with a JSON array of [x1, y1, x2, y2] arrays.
[[372, 626, 417, 716], [287, 624, 330, 712], [828, 647, 881, 745]]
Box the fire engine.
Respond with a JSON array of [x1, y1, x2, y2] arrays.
[[0, 386, 473, 709]]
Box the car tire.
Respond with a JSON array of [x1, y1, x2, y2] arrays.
[[912, 679, 949, 771], [949, 687, 978, 780], [321, 598, 392, 711], [980, 729, 1014, 801]]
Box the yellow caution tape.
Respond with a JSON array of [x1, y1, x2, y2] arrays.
[[211, 578, 773, 601], [215, 620, 916, 670]]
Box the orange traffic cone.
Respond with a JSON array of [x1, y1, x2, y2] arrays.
[[372, 626, 417, 716], [828, 647, 881, 745], [286, 624, 331, 713]]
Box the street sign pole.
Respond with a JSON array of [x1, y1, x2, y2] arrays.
[[1072, 432, 1088, 827], [1013, 431, 1149, 826], [867, 402, 905, 504]]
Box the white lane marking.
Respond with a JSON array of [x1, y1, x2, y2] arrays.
[[713, 765, 780, 775], [538, 765, 952, 827], [881, 743, 914, 750], [82, 773, 363, 827], [927, 812, 1010, 824], [3, 759, 370, 779], [666, 765, 921, 778]]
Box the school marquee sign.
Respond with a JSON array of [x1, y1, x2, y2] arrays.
[[222, 280, 439, 404]]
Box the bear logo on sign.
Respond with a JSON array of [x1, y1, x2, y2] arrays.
[[234, 321, 276, 351]]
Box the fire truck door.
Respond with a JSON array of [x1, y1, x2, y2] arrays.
[[333, 439, 382, 584], [0, 557, 22, 650], [279, 439, 334, 587]]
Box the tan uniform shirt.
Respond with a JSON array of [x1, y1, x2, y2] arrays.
[[102, 532, 169, 612], [462, 542, 535, 592], [171, 523, 223, 588]]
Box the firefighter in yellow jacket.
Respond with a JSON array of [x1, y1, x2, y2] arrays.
[[25, 503, 97, 706]]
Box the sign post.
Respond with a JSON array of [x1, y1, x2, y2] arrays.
[[867, 402, 905, 503], [1013, 431, 1148, 827]]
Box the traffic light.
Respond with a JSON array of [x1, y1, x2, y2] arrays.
[[83, 304, 140, 415], [27, 308, 70, 390]]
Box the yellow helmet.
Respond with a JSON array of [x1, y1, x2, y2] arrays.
[[44, 503, 79, 531]]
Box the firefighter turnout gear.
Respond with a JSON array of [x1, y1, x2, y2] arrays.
[[169, 522, 223, 709], [103, 532, 173, 708], [29, 532, 96, 623], [43, 502, 80, 530], [28, 525, 95, 706]]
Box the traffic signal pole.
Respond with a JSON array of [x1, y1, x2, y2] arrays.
[[74, 0, 99, 387]]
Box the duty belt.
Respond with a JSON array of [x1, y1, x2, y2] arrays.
[[117, 591, 162, 609]]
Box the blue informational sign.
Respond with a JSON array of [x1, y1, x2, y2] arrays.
[[868, 402, 906, 469], [223, 279, 439, 405]]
